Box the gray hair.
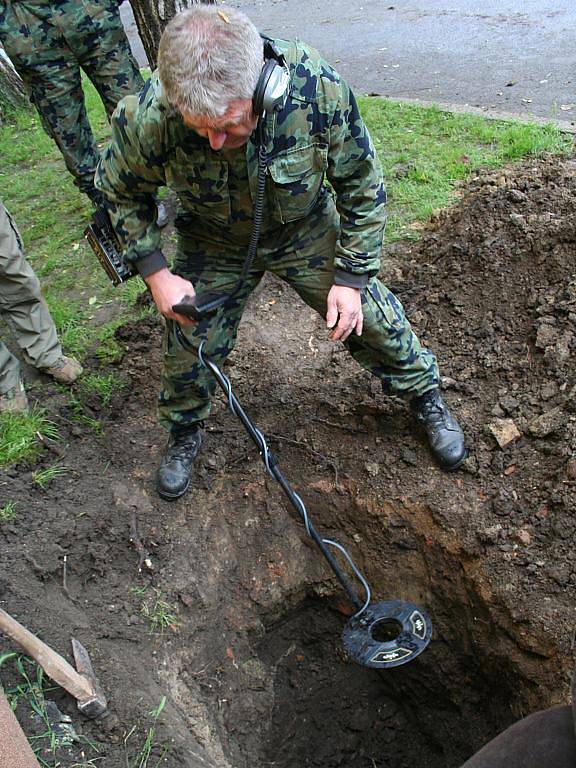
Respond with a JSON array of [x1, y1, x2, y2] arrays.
[[158, 6, 264, 119]]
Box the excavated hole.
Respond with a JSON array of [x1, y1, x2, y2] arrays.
[[177, 488, 546, 768], [256, 601, 446, 768]]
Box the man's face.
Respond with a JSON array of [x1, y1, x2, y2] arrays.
[[180, 98, 258, 150]]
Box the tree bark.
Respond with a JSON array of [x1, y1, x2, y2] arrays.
[[0, 50, 27, 115], [128, 0, 215, 68]]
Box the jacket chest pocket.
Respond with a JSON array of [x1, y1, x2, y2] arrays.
[[268, 144, 328, 224], [166, 147, 231, 224]]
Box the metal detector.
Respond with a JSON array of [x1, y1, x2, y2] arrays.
[[172, 323, 432, 669]]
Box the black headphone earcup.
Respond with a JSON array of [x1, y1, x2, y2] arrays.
[[252, 59, 278, 117]]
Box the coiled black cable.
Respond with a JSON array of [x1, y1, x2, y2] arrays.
[[197, 340, 371, 618]]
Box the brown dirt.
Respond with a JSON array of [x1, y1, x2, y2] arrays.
[[1, 154, 576, 768]]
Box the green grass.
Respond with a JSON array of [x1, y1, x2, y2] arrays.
[[0, 409, 59, 467], [31, 464, 69, 490], [140, 589, 179, 635], [0, 501, 17, 522], [124, 697, 171, 768], [358, 98, 573, 240], [68, 392, 103, 435], [80, 372, 125, 406]]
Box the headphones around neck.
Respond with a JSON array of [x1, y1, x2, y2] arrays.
[[252, 37, 290, 117]]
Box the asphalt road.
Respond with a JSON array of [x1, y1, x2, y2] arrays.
[[121, 0, 576, 126]]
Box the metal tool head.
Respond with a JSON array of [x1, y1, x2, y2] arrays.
[[342, 599, 432, 669], [71, 638, 108, 718]]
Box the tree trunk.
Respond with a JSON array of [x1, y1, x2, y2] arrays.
[[128, 0, 215, 68], [0, 50, 27, 115]]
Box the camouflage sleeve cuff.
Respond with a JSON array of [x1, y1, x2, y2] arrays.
[[133, 249, 169, 278], [333, 270, 370, 289]]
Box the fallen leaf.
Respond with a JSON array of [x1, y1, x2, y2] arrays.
[[88, 296, 98, 305], [504, 464, 516, 476]]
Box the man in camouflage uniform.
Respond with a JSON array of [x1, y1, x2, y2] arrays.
[[0, 0, 153, 210], [96, 6, 467, 500], [0, 200, 82, 413]]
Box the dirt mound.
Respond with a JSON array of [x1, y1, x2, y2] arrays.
[[1, 155, 576, 767]]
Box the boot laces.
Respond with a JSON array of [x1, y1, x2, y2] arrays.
[[169, 431, 199, 461], [418, 394, 450, 428]]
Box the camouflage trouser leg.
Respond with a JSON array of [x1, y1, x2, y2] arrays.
[[78, 23, 144, 120], [0, 0, 143, 196], [159, 235, 264, 430], [0, 202, 61, 394]]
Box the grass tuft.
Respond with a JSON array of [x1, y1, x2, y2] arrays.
[[124, 696, 171, 768], [31, 464, 69, 490], [68, 393, 102, 435], [0, 410, 59, 467], [80, 372, 125, 406], [0, 501, 18, 522], [140, 589, 179, 635]]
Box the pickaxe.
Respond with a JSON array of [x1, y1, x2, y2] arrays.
[[0, 608, 107, 718]]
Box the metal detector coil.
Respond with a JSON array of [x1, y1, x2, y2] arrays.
[[343, 599, 432, 669]]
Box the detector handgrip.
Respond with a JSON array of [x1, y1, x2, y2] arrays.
[[172, 292, 229, 320]]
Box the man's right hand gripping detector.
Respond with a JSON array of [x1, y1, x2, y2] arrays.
[[172, 292, 229, 321]]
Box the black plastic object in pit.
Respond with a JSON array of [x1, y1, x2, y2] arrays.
[[343, 599, 432, 668], [171, 334, 434, 669]]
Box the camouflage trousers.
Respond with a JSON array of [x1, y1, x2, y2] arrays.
[[160, 201, 439, 431], [0, 0, 144, 197], [0, 201, 61, 394]]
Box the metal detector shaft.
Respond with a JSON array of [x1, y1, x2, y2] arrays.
[[201, 352, 364, 613]]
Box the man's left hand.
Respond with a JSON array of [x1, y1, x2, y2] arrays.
[[326, 285, 363, 342]]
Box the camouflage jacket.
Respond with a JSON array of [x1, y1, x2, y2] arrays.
[[95, 38, 387, 285]]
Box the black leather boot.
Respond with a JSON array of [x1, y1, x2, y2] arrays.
[[411, 389, 467, 470], [157, 425, 203, 500]]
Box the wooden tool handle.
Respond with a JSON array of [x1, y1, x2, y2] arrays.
[[0, 609, 93, 701]]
